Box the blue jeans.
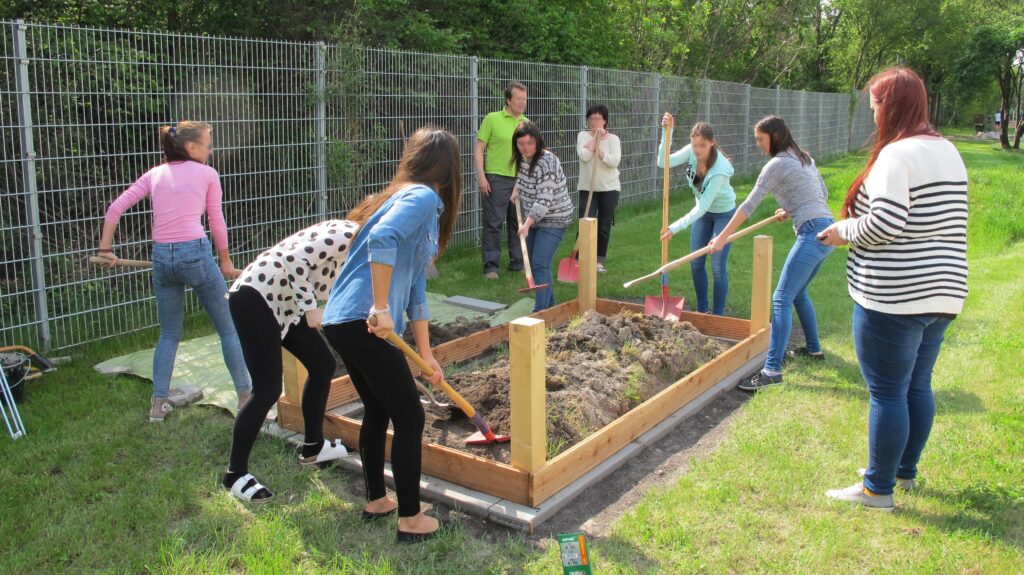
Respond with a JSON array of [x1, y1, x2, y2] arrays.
[[689, 208, 735, 315], [764, 217, 834, 372], [854, 303, 953, 495], [526, 226, 566, 312], [151, 238, 250, 399]]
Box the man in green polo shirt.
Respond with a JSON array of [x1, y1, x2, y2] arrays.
[[476, 82, 528, 279]]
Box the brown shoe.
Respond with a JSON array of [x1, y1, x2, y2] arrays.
[[149, 397, 173, 422]]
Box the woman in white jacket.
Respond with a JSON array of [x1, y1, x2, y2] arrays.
[[575, 104, 622, 272]]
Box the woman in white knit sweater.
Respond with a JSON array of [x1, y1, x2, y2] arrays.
[[819, 67, 968, 511], [576, 104, 622, 272]]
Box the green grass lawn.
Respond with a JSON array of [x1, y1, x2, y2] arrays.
[[1, 139, 1021, 574]]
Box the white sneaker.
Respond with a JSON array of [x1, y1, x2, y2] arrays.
[[826, 482, 895, 511], [596, 263, 607, 273], [298, 439, 350, 468], [858, 468, 917, 492], [149, 397, 172, 422]]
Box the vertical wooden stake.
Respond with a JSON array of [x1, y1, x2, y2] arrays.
[[750, 235, 773, 335], [510, 317, 546, 472], [578, 217, 597, 312], [281, 349, 308, 403]]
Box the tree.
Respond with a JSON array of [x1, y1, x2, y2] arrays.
[[955, 23, 1024, 148]]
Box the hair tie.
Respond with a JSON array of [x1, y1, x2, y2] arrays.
[[169, 126, 177, 135]]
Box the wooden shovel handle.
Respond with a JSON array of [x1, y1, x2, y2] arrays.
[[512, 194, 536, 283], [88, 256, 153, 269], [624, 215, 778, 289]]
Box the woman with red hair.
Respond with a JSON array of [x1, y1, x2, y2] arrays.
[[818, 68, 968, 511]]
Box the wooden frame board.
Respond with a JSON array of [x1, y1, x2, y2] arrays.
[[276, 228, 773, 509]]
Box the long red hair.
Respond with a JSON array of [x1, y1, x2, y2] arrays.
[[843, 67, 939, 218]]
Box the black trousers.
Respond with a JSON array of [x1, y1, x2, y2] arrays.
[[323, 320, 424, 517], [577, 189, 620, 260], [227, 286, 336, 473]]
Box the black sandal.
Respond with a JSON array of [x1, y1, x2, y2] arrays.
[[361, 508, 397, 522]]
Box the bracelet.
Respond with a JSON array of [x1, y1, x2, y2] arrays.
[[368, 305, 390, 317]]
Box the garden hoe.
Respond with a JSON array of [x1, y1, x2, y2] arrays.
[[368, 316, 510, 446], [512, 192, 548, 294], [624, 214, 779, 290]]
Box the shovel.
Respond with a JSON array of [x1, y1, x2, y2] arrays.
[[557, 134, 603, 283], [512, 193, 548, 294], [88, 256, 152, 269], [644, 124, 685, 320], [369, 317, 510, 446], [624, 215, 779, 289]]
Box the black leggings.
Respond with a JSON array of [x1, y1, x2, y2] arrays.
[[322, 320, 424, 517], [227, 286, 336, 473], [577, 189, 620, 260]]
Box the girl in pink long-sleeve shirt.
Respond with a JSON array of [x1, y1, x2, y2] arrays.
[[97, 122, 251, 422]]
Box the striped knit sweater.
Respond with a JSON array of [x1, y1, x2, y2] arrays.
[[836, 136, 968, 316], [516, 150, 574, 228]]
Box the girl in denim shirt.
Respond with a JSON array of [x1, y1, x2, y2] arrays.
[[321, 126, 462, 543]]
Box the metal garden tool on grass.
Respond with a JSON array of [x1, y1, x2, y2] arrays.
[[368, 316, 510, 446], [557, 134, 603, 283], [645, 124, 685, 320], [512, 193, 548, 294], [624, 214, 779, 290]]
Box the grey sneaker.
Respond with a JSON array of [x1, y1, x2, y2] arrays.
[[484, 271, 499, 280], [858, 468, 917, 492], [237, 390, 252, 411], [826, 482, 895, 511], [149, 397, 173, 422]]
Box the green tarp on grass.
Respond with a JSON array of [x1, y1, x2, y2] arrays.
[[95, 293, 536, 413]]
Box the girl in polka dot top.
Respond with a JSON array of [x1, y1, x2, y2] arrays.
[[221, 219, 359, 503]]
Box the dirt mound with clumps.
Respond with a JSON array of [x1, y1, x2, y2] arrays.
[[423, 310, 727, 462]]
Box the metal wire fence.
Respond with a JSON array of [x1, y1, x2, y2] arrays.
[[0, 20, 876, 350]]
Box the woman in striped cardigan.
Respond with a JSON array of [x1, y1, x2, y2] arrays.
[[818, 67, 968, 511]]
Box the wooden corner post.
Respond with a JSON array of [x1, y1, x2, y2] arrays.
[[578, 217, 598, 312], [281, 349, 307, 403], [510, 317, 546, 472], [750, 235, 773, 335]]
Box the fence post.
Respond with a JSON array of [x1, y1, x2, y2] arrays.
[[775, 85, 781, 116], [849, 90, 857, 152], [13, 20, 50, 351], [470, 56, 480, 243], [579, 65, 588, 129], [703, 79, 712, 121], [315, 42, 327, 219], [743, 83, 751, 175], [818, 92, 827, 159]]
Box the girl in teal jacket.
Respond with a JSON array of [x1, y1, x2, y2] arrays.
[[657, 114, 737, 315]]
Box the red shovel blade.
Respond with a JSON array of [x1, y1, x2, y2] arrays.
[[465, 431, 512, 445], [556, 253, 580, 283], [644, 294, 685, 321]]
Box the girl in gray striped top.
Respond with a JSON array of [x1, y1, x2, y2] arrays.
[[708, 115, 836, 392], [819, 67, 968, 511]]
